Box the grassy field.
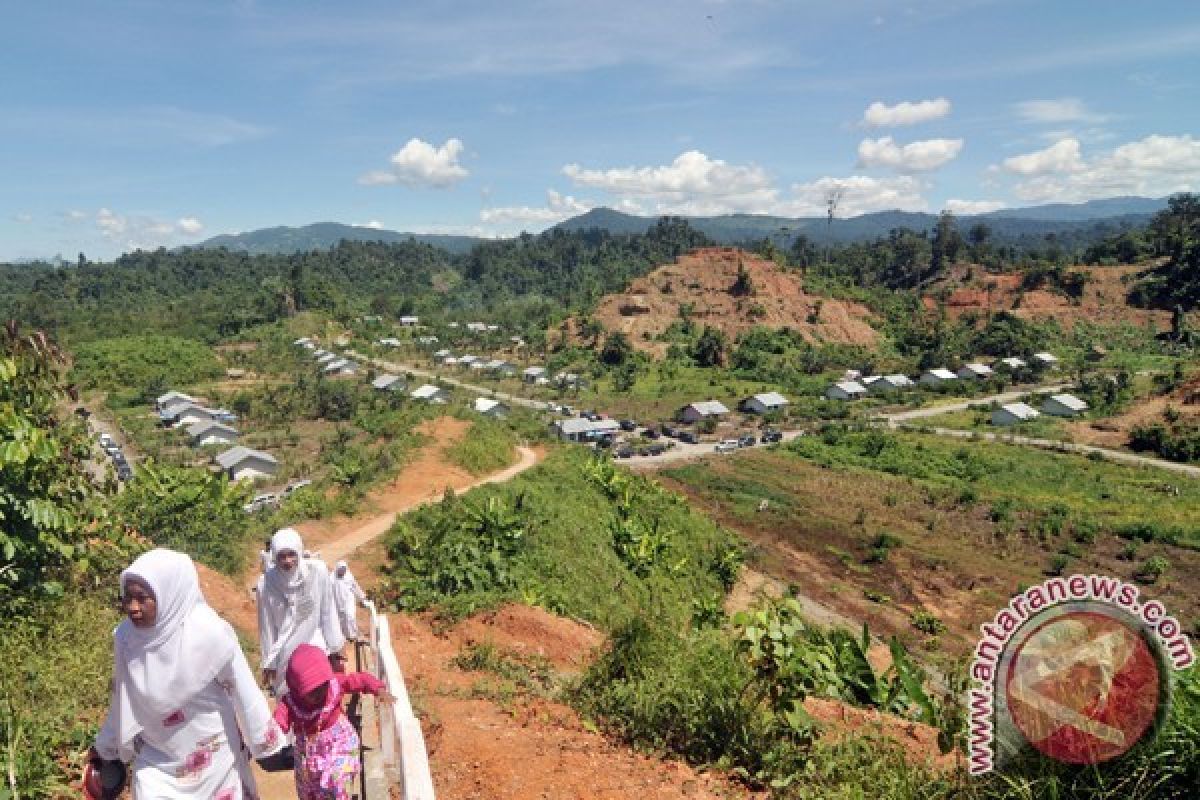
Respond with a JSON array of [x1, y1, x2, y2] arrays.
[[660, 429, 1200, 664]]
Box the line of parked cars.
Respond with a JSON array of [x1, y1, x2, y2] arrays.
[[243, 479, 313, 514], [97, 433, 133, 481]]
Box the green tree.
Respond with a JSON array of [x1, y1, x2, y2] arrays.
[[599, 331, 634, 366], [691, 326, 728, 368], [930, 211, 963, 275]]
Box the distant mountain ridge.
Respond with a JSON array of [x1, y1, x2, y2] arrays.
[[553, 197, 1168, 245], [191, 197, 1167, 256], [195, 222, 483, 255]]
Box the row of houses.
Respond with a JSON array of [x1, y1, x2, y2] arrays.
[[296, 338, 360, 377], [992, 393, 1088, 425], [154, 391, 280, 482], [826, 353, 1061, 401]]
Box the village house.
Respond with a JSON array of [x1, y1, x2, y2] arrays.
[[316, 351, 338, 365], [187, 421, 239, 448], [466, 322, 488, 333], [377, 337, 402, 348], [867, 374, 915, 394], [523, 366, 547, 384], [957, 363, 995, 380], [399, 316, 420, 326], [920, 368, 958, 387], [997, 357, 1027, 371], [555, 372, 584, 388], [741, 392, 789, 414], [215, 446, 278, 482], [1033, 352, 1060, 369], [417, 335, 438, 345], [678, 400, 730, 424], [155, 391, 196, 413], [552, 417, 620, 442], [371, 374, 407, 392], [323, 358, 357, 376], [411, 384, 450, 404], [486, 359, 516, 377], [433, 348, 452, 359], [474, 397, 509, 418], [992, 402, 1040, 426], [825, 381, 867, 401], [1042, 393, 1089, 417]]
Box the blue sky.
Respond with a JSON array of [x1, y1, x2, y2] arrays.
[[3, 0, 1199, 260]]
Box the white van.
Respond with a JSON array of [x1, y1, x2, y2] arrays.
[[714, 440, 739, 453]]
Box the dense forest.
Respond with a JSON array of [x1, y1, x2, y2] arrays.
[[2, 196, 1196, 351]]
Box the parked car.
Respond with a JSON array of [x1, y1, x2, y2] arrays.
[[561, 405, 575, 416], [643, 428, 661, 440], [111, 452, 128, 467], [116, 465, 133, 481], [679, 431, 699, 444], [615, 446, 635, 459], [738, 434, 757, 448], [545, 402, 561, 413], [645, 443, 667, 456], [761, 428, 783, 443], [243, 493, 278, 514], [661, 424, 679, 438], [618, 419, 638, 432], [282, 479, 312, 496], [714, 440, 739, 453]]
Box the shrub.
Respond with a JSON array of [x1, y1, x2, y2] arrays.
[[1136, 556, 1170, 584], [910, 609, 947, 636], [1046, 554, 1071, 576], [446, 418, 517, 475]]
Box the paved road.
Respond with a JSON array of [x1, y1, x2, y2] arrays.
[[347, 349, 553, 411], [900, 424, 1200, 478], [877, 383, 1074, 424]]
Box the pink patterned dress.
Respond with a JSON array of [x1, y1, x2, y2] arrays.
[[274, 673, 385, 800]]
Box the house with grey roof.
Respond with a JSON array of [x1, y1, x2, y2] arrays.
[[1042, 393, 1088, 417], [371, 374, 406, 392], [741, 392, 789, 414], [678, 400, 730, 423], [215, 446, 278, 482], [920, 368, 958, 387], [825, 381, 867, 401], [411, 384, 450, 404], [187, 421, 239, 448], [992, 402, 1040, 426]]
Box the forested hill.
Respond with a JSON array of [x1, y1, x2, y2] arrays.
[[196, 222, 482, 255], [0, 219, 708, 344], [554, 198, 1165, 248]]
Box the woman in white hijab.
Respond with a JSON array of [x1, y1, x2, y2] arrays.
[[256, 527, 346, 695], [331, 560, 368, 642], [91, 548, 282, 799]]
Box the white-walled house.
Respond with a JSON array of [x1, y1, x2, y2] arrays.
[[867, 374, 915, 394], [1042, 393, 1089, 417], [552, 418, 620, 442], [1033, 352, 1060, 369], [992, 402, 1040, 426], [399, 316, 420, 327], [474, 397, 509, 418], [215, 446, 278, 482], [187, 421, 239, 448], [371, 374, 406, 392], [920, 368, 958, 387], [741, 392, 789, 414], [958, 363, 995, 380], [826, 381, 867, 401], [523, 366, 547, 383], [156, 391, 196, 413], [678, 400, 730, 423], [411, 384, 450, 404], [997, 357, 1027, 371]]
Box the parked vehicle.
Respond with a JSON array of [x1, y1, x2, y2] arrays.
[[282, 479, 312, 496], [111, 452, 128, 467], [761, 428, 783, 443], [116, 465, 133, 481], [618, 419, 638, 432], [738, 434, 757, 447], [615, 446, 634, 458], [645, 443, 667, 456], [661, 424, 679, 438], [679, 431, 699, 444], [243, 493, 278, 514], [714, 440, 739, 453], [643, 428, 661, 440]]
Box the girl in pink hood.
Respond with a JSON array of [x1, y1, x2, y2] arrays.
[[274, 644, 392, 799]]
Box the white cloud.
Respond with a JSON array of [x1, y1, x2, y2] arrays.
[[480, 190, 592, 226], [176, 217, 204, 235], [857, 136, 963, 172], [93, 208, 205, 249], [1007, 134, 1200, 202], [1001, 138, 1085, 175], [354, 219, 385, 229], [359, 137, 469, 188], [65, 209, 88, 221], [862, 97, 951, 127], [562, 150, 777, 214], [943, 199, 1006, 215], [783, 175, 929, 217], [12, 213, 33, 223], [1014, 98, 1107, 124]]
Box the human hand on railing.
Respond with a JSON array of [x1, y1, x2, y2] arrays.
[[261, 668, 275, 688]]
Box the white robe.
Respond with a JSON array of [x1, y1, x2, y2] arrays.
[[256, 558, 345, 695], [94, 548, 282, 799], [331, 564, 367, 641]]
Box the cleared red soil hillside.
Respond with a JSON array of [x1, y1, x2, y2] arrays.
[[922, 262, 1173, 330], [583, 247, 878, 356]]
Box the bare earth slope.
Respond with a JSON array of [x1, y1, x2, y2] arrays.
[[587, 247, 878, 356]]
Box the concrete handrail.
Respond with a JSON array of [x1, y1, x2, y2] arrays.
[[364, 600, 436, 800]]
